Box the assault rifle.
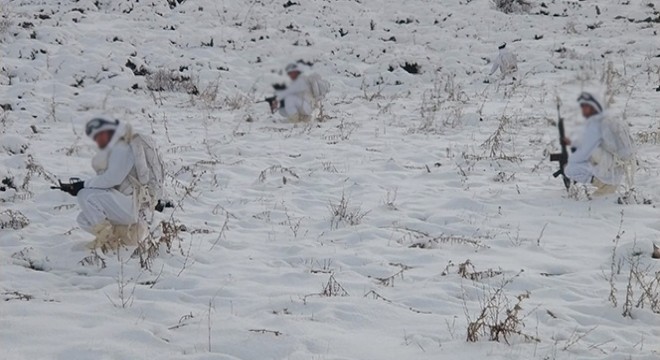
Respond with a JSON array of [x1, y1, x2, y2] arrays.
[[50, 178, 82, 190], [549, 103, 571, 190], [257, 96, 278, 113], [51, 178, 174, 212], [258, 84, 287, 113]]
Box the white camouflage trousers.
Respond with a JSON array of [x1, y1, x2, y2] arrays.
[[279, 95, 313, 123], [564, 161, 593, 184], [76, 188, 136, 233], [565, 147, 624, 186]]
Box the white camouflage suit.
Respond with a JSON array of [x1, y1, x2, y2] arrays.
[[275, 63, 331, 124], [276, 74, 316, 123], [564, 95, 634, 187], [489, 45, 518, 76], [564, 113, 606, 184], [77, 122, 138, 233]]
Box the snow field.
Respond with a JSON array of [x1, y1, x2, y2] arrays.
[[1, 0, 660, 359]]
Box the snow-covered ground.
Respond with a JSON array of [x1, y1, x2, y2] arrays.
[[1, 0, 660, 359]]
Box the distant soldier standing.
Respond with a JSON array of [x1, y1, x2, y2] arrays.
[[489, 43, 518, 78]]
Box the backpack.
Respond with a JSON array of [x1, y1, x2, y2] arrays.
[[601, 115, 636, 162], [129, 133, 165, 209], [599, 114, 637, 189], [306, 73, 330, 101]]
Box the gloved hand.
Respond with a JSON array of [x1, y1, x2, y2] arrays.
[[155, 200, 174, 212], [269, 99, 279, 113], [59, 181, 85, 196]]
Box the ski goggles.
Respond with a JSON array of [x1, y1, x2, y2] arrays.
[[85, 118, 119, 138], [285, 63, 300, 73], [577, 92, 603, 113]]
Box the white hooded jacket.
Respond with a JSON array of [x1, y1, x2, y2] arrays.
[[567, 111, 635, 186], [86, 122, 137, 196], [278, 74, 314, 102], [276, 75, 313, 122], [489, 47, 518, 76], [276, 72, 329, 121]]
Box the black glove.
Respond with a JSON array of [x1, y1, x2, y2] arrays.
[[155, 200, 174, 212], [60, 181, 85, 197]]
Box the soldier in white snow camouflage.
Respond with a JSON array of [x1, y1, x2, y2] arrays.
[[489, 43, 518, 77], [563, 92, 636, 196], [58, 118, 165, 250], [270, 63, 329, 123]]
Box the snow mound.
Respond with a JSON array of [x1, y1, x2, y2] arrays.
[[0, 134, 28, 155]]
